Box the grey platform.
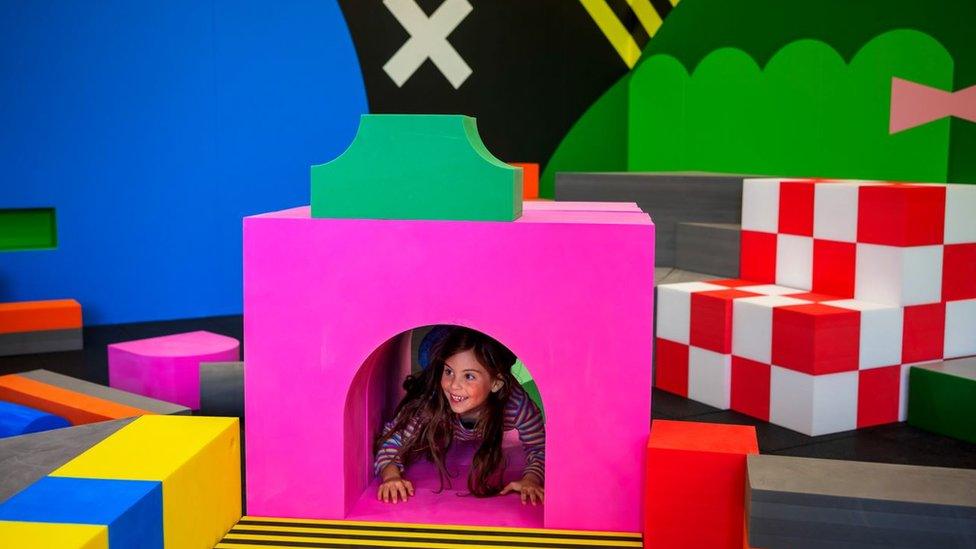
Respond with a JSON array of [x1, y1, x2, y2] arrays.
[[200, 361, 244, 418], [0, 328, 83, 357], [555, 172, 746, 267], [17, 369, 190, 416], [676, 222, 741, 277], [747, 454, 976, 548], [0, 418, 133, 503]]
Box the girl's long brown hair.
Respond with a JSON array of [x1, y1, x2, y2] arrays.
[[375, 327, 517, 496]]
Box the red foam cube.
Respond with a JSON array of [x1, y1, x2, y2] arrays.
[[902, 302, 946, 363], [857, 184, 946, 246], [655, 338, 689, 396], [778, 180, 815, 236], [645, 420, 759, 549], [812, 239, 856, 298], [731, 356, 771, 421], [772, 303, 860, 374], [857, 365, 901, 428], [740, 231, 777, 283], [691, 289, 760, 353], [943, 243, 976, 301], [710, 278, 758, 288]]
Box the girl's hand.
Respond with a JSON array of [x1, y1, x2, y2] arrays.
[[377, 476, 414, 504], [500, 476, 544, 506]]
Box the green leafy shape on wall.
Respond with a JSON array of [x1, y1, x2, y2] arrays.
[[312, 115, 522, 221], [629, 30, 954, 182]]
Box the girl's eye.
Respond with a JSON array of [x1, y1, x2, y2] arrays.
[[444, 368, 452, 376], [464, 373, 475, 381]]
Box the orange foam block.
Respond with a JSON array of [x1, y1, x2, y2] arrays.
[[0, 375, 150, 425], [0, 299, 82, 334], [644, 420, 759, 549], [510, 162, 539, 199]]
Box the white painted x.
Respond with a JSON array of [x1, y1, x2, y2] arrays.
[[383, 0, 473, 89]]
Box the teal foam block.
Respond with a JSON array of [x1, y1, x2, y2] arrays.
[[0, 476, 163, 548]]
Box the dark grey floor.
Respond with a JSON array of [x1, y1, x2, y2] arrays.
[[2, 314, 975, 471]]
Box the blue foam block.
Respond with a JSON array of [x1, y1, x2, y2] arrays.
[[0, 476, 163, 548], [0, 400, 70, 438]]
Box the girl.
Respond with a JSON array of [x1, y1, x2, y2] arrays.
[[374, 326, 545, 505]]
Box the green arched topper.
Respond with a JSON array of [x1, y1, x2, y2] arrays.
[[311, 115, 522, 221]]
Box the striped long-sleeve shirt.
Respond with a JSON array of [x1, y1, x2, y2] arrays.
[[374, 384, 546, 483]]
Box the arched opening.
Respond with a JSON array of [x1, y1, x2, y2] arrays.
[[342, 324, 546, 527]]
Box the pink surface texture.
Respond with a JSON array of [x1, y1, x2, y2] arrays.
[[890, 77, 976, 133], [243, 203, 655, 531], [107, 330, 240, 409]]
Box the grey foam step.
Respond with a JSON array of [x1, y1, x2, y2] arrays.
[[747, 454, 976, 549], [200, 361, 244, 418], [0, 328, 82, 356], [555, 172, 745, 267], [675, 222, 740, 278], [18, 369, 190, 416], [0, 418, 133, 504]]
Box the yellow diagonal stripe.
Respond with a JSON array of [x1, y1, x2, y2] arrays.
[[625, 0, 663, 37], [669, 0, 680, 6], [579, 0, 642, 68]]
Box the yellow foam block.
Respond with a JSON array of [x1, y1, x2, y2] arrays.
[[0, 521, 108, 548], [51, 415, 241, 549]]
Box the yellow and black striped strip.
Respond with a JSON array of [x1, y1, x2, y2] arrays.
[[579, 0, 681, 68], [216, 516, 643, 548]]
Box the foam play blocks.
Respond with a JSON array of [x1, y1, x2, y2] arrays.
[[311, 114, 522, 221], [746, 454, 976, 548], [510, 162, 539, 199], [50, 415, 241, 548], [908, 357, 976, 443], [0, 299, 82, 356], [656, 178, 976, 435], [0, 400, 70, 438], [199, 361, 244, 417], [0, 476, 163, 548], [644, 420, 758, 549], [0, 370, 189, 426], [108, 331, 240, 409], [0, 521, 107, 548], [0, 418, 133, 504], [246, 115, 654, 531]]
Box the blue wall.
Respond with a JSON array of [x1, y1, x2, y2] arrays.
[[0, 1, 367, 325]]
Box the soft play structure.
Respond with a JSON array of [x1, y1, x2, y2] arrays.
[[244, 114, 655, 531], [656, 178, 976, 435]]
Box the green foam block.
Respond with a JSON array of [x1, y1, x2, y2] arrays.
[[908, 360, 976, 444], [311, 115, 522, 221]]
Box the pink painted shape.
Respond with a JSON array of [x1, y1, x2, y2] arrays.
[[244, 202, 655, 532], [108, 330, 240, 409], [890, 77, 976, 133], [347, 431, 543, 527], [522, 201, 643, 213]]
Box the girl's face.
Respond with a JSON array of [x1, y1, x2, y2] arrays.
[[440, 349, 501, 418]]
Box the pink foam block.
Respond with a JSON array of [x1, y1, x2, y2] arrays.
[[243, 204, 655, 532], [107, 330, 240, 409]]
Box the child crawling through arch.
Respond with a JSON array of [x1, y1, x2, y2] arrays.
[[374, 326, 545, 505]]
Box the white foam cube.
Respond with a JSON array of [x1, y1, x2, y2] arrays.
[[945, 299, 976, 359], [776, 234, 813, 290], [688, 346, 731, 409], [945, 184, 976, 244], [656, 282, 725, 344], [742, 178, 781, 233], [855, 244, 943, 306], [813, 182, 861, 242], [823, 299, 904, 369], [732, 295, 811, 363], [770, 366, 858, 436]]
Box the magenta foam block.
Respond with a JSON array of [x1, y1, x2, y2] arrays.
[[108, 331, 240, 409], [243, 204, 655, 531]]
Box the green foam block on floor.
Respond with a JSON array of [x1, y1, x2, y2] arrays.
[[908, 358, 976, 444], [311, 115, 522, 221]]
